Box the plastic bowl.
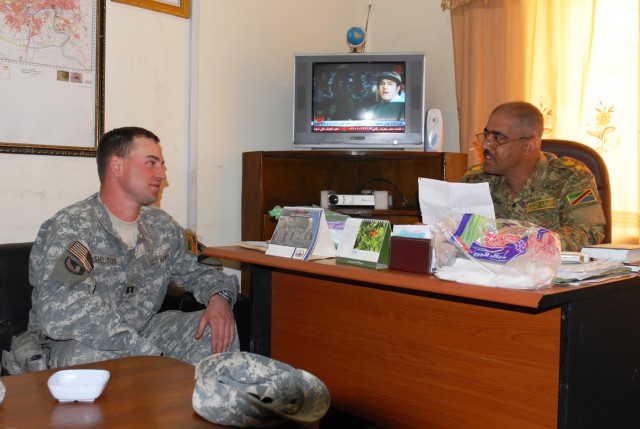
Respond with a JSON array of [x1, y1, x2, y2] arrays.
[[47, 369, 110, 402]]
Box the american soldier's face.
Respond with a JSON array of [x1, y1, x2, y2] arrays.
[[378, 79, 400, 102], [118, 137, 166, 206], [481, 111, 527, 176]]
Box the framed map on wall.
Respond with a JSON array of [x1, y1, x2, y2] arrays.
[[112, 0, 190, 19], [0, 0, 105, 157]]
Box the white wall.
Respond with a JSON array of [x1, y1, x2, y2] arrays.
[[0, 0, 457, 246]]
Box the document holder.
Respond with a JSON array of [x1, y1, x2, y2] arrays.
[[389, 236, 432, 274]]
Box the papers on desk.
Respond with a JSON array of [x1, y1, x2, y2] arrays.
[[555, 259, 634, 286], [418, 177, 495, 225], [237, 241, 269, 252]]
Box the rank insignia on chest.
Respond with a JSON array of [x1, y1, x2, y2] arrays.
[[526, 198, 556, 212], [567, 188, 596, 206]]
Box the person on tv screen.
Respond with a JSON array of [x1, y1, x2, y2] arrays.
[[366, 71, 405, 121]]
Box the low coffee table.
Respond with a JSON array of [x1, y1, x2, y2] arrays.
[[1, 355, 215, 428], [1, 355, 321, 428]]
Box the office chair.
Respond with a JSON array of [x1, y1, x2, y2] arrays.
[[541, 139, 612, 243]]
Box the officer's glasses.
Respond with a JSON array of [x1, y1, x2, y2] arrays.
[[476, 132, 530, 149]]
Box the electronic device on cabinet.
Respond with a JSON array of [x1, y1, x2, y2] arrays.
[[293, 53, 425, 150]]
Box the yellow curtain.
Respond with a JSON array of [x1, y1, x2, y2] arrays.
[[450, 0, 639, 243]]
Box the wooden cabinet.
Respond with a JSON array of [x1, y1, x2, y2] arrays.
[[241, 150, 468, 241]]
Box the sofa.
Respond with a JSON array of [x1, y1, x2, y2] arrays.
[[0, 242, 250, 374]]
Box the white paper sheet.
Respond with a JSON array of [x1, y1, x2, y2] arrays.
[[418, 177, 495, 225]]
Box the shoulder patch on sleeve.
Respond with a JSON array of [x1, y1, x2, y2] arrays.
[[185, 229, 199, 255], [51, 241, 93, 286], [68, 241, 94, 272], [567, 188, 597, 206]]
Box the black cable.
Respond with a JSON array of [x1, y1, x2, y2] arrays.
[[356, 178, 415, 209]]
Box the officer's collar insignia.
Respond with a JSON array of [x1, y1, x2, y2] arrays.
[[68, 241, 94, 272], [567, 188, 596, 206]]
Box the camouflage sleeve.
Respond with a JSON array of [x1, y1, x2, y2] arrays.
[[555, 222, 605, 252], [554, 159, 606, 251], [165, 221, 239, 307], [29, 218, 161, 355]]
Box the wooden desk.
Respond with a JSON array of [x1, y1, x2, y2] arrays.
[[205, 246, 640, 429]]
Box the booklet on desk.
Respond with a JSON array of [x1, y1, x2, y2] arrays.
[[580, 243, 640, 263], [265, 207, 336, 260], [336, 218, 391, 269]]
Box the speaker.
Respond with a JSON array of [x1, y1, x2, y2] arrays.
[[373, 190, 390, 210], [425, 108, 444, 152]]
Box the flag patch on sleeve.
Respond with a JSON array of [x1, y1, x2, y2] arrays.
[[185, 229, 199, 255], [567, 188, 596, 206], [69, 241, 94, 272]]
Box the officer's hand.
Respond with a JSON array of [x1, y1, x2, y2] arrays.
[[196, 294, 236, 353]]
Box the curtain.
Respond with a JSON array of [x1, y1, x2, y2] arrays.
[[450, 0, 639, 243]]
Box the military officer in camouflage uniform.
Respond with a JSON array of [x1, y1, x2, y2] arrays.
[[16, 127, 239, 371], [463, 101, 605, 251]]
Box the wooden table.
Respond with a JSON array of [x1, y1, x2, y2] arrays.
[[205, 245, 640, 429], [0, 356, 214, 428]]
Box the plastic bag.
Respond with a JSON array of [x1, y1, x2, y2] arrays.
[[432, 213, 561, 289]]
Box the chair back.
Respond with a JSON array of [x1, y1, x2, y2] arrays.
[[541, 139, 611, 243]]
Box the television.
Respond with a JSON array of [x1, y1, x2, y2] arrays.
[[293, 53, 425, 150]]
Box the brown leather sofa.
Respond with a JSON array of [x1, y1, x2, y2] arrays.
[[0, 242, 250, 374]]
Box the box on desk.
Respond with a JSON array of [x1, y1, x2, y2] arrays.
[[389, 236, 433, 274]]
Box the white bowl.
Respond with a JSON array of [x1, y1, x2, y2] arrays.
[[47, 369, 110, 403]]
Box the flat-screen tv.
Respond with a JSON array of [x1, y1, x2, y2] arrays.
[[293, 53, 425, 150]]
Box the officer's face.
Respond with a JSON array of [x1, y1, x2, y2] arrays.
[[378, 79, 400, 102], [481, 111, 527, 176], [118, 137, 167, 206]]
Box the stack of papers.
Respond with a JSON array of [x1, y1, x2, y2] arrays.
[[555, 259, 633, 285]]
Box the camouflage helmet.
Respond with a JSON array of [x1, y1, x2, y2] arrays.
[[192, 352, 330, 427]]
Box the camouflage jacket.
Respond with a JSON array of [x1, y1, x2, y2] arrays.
[[28, 192, 238, 355], [462, 152, 606, 251]]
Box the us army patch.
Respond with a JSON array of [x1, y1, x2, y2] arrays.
[[567, 188, 596, 206], [185, 229, 198, 255], [527, 198, 556, 213], [52, 241, 92, 286]]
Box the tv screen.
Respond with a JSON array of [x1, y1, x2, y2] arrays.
[[293, 53, 425, 150]]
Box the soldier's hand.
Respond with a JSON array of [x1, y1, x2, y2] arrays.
[[196, 294, 236, 353]]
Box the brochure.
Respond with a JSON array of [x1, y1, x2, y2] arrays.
[[266, 207, 336, 260]]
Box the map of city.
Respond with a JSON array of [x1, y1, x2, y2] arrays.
[[0, 0, 95, 71]]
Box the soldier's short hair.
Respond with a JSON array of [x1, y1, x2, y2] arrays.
[[492, 101, 544, 139], [96, 127, 160, 183]]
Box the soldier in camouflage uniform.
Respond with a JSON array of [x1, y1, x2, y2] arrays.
[[463, 102, 605, 251], [5, 127, 239, 373]]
